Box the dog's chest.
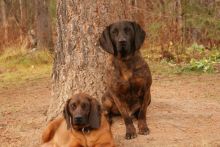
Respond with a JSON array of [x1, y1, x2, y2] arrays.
[[118, 64, 146, 94], [120, 66, 133, 81]]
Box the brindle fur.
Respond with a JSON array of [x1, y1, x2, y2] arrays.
[[99, 21, 152, 139]]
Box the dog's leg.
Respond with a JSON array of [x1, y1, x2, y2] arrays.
[[42, 117, 63, 143], [138, 88, 151, 135], [110, 93, 137, 139], [102, 93, 114, 124]]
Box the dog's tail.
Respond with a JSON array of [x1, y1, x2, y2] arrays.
[[42, 117, 63, 143]]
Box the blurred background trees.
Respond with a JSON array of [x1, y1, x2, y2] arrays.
[[0, 0, 219, 70], [0, 0, 56, 50]]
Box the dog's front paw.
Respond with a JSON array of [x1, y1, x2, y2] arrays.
[[138, 120, 150, 135], [125, 131, 137, 139], [138, 126, 150, 135], [125, 126, 137, 139]]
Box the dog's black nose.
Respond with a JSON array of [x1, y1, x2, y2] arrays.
[[74, 116, 83, 123], [119, 39, 126, 44], [119, 36, 126, 44], [119, 41, 126, 46]]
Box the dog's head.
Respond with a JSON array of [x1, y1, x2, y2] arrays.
[[99, 21, 146, 58], [63, 93, 101, 130]]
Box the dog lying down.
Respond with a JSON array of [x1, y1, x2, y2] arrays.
[[41, 93, 115, 147]]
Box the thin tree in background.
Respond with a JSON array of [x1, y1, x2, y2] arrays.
[[1, 0, 8, 43], [175, 0, 183, 44], [19, 0, 27, 41], [35, 0, 53, 50]]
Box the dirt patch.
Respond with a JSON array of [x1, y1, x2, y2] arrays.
[[0, 74, 220, 147], [0, 78, 51, 147]]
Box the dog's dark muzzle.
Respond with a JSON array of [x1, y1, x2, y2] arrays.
[[117, 42, 129, 57], [74, 115, 87, 125]]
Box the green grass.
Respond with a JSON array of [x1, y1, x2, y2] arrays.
[[0, 46, 53, 88], [142, 45, 220, 74], [147, 60, 181, 75], [0, 43, 218, 89]]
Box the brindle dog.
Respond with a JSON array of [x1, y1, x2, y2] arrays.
[[99, 21, 152, 139]]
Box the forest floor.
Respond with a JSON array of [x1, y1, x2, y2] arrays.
[[0, 74, 220, 147]]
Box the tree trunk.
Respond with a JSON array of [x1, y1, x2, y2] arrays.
[[1, 0, 8, 43], [47, 0, 143, 121], [130, 0, 146, 27], [35, 0, 53, 50], [175, 0, 183, 43], [159, 0, 166, 51], [159, 0, 166, 17], [19, 0, 27, 41]]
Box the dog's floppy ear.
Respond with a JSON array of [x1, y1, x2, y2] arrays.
[[131, 21, 146, 51], [89, 99, 101, 129], [99, 26, 115, 55], [63, 99, 72, 129]]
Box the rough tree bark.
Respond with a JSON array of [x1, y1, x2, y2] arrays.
[[35, 0, 53, 50], [47, 0, 145, 121]]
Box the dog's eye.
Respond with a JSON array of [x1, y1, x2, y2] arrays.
[[112, 29, 118, 35], [71, 103, 76, 110]]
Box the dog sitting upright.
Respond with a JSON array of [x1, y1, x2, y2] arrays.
[[99, 21, 152, 139], [41, 93, 115, 147]]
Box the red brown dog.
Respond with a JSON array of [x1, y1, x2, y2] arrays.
[[99, 21, 152, 139], [41, 93, 115, 147]]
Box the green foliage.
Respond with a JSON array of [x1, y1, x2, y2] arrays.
[[183, 58, 214, 72], [181, 50, 220, 73], [186, 43, 205, 53], [142, 42, 220, 74]]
